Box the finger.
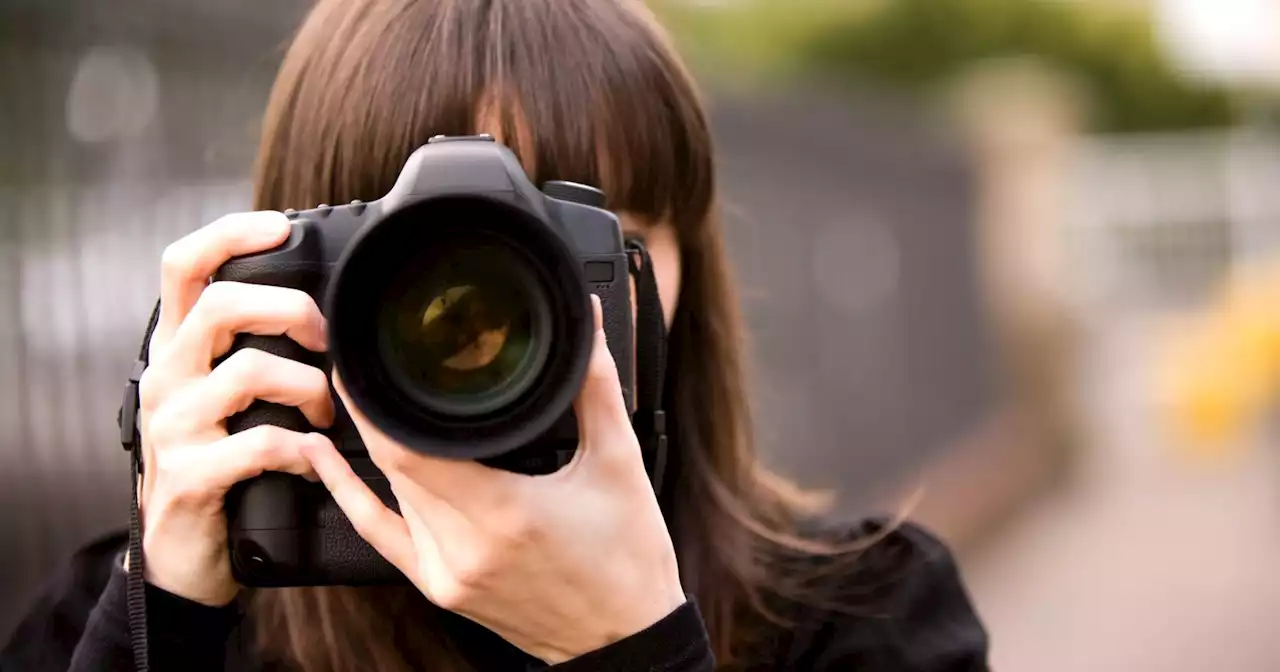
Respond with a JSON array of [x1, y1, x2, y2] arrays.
[[163, 424, 322, 494], [160, 349, 335, 436], [572, 295, 635, 456], [301, 435, 421, 580], [331, 373, 523, 508], [154, 212, 292, 351], [161, 282, 326, 377]]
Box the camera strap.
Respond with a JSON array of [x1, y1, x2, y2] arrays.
[[625, 239, 670, 497], [119, 299, 161, 672]]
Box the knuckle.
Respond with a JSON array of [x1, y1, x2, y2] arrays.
[[164, 482, 208, 512], [244, 424, 291, 456], [346, 506, 378, 537], [137, 367, 168, 411], [159, 241, 195, 281], [195, 281, 238, 316], [142, 399, 195, 450], [384, 448, 423, 474], [493, 509, 540, 548], [304, 363, 330, 389], [428, 579, 468, 611], [152, 452, 201, 502], [587, 351, 620, 384], [456, 552, 496, 589], [283, 288, 317, 319], [223, 347, 271, 379], [141, 408, 172, 447], [153, 450, 182, 479], [345, 498, 388, 539], [145, 335, 174, 373], [301, 367, 332, 402], [439, 557, 492, 606], [280, 290, 323, 333]]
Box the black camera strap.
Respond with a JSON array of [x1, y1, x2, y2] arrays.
[[625, 238, 670, 496], [119, 299, 161, 672]]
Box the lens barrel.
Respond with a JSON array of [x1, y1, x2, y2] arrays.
[[326, 194, 592, 460]]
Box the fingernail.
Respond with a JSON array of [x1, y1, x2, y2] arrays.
[[260, 213, 292, 238], [590, 294, 604, 333], [317, 314, 331, 349]]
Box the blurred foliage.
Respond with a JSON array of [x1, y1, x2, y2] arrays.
[[654, 0, 1241, 133], [801, 0, 1237, 133], [651, 0, 863, 85]]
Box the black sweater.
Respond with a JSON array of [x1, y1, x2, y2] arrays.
[[1, 520, 989, 671]]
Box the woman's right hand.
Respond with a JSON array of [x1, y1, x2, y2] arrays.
[[134, 211, 336, 606]]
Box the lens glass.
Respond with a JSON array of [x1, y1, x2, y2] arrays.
[[376, 238, 551, 417]]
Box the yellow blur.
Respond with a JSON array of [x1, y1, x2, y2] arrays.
[[1158, 258, 1280, 455]]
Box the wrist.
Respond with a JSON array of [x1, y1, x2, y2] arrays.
[[542, 586, 687, 664], [138, 539, 240, 607], [103, 558, 244, 658], [542, 596, 706, 670], [144, 564, 239, 608]]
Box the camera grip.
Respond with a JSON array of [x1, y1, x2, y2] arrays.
[[214, 217, 330, 437], [216, 236, 405, 586], [221, 334, 330, 585], [213, 219, 339, 585], [223, 334, 328, 436], [586, 253, 635, 414]]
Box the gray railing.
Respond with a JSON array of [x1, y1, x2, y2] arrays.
[[1063, 129, 1280, 311], [1, 181, 252, 622]]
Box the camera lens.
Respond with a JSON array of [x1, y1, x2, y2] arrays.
[[375, 242, 552, 417], [327, 194, 594, 460]]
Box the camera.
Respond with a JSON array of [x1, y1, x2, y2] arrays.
[[214, 135, 635, 586]]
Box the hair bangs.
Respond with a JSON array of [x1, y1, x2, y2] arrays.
[[255, 0, 714, 237]]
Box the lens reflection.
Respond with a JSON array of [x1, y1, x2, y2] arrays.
[[377, 241, 550, 416]]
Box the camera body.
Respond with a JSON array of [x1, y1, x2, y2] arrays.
[[215, 135, 635, 586]]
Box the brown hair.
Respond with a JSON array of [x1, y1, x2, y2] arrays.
[[249, 0, 840, 669]]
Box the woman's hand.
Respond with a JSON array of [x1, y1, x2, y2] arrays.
[[135, 212, 335, 606], [304, 296, 686, 664]]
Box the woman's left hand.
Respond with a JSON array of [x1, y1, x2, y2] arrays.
[[302, 295, 686, 664]]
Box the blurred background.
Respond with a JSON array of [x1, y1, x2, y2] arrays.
[[3, 0, 1280, 669]]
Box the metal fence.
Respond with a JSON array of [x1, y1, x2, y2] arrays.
[[2, 0, 303, 626], [1063, 129, 1280, 311], [1, 181, 252, 618]]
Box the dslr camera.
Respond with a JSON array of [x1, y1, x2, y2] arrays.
[[212, 135, 635, 586]]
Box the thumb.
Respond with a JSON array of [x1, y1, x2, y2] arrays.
[[572, 294, 638, 463]]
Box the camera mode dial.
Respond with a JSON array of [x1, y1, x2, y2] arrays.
[[542, 181, 606, 209]]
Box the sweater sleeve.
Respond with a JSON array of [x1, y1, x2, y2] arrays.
[[546, 600, 714, 672], [541, 519, 989, 672], [782, 520, 991, 671], [2, 532, 241, 672]]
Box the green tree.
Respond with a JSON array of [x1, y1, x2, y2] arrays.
[[798, 0, 1237, 133]]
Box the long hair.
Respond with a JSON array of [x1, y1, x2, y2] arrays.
[[249, 0, 836, 669]]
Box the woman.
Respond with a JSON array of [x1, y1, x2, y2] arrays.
[[3, 0, 989, 670]]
